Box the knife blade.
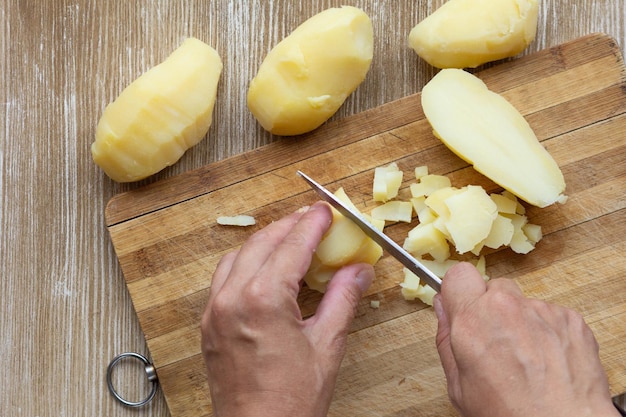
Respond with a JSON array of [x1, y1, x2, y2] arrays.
[[297, 171, 442, 293]]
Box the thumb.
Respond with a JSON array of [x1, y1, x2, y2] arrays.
[[434, 294, 460, 396], [308, 263, 374, 348]]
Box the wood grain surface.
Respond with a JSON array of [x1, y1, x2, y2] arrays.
[[106, 33, 626, 417], [1, 1, 625, 417]]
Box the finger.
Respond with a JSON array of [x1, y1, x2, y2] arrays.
[[225, 206, 312, 289], [208, 250, 238, 299], [441, 262, 487, 319], [256, 202, 333, 294], [433, 294, 461, 402], [307, 263, 374, 352], [485, 276, 524, 296]]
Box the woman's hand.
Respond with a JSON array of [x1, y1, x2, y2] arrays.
[[201, 202, 375, 417], [434, 262, 619, 417]]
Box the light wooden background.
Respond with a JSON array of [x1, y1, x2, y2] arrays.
[[1, 1, 624, 416]]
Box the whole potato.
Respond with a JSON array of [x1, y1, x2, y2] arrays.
[[247, 6, 373, 136]]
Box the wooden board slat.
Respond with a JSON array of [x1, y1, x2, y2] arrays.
[[106, 34, 626, 417]]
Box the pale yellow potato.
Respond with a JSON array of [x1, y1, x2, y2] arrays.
[[371, 201, 414, 223], [247, 6, 373, 136], [409, 174, 452, 198], [304, 187, 382, 292], [483, 214, 515, 249], [403, 222, 450, 262], [422, 69, 566, 207], [92, 38, 222, 182], [408, 0, 539, 69], [373, 162, 403, 202], [216, 215, 256, 226], [445, 185, 498, 254], [414, 165, 429, 180], [315, 207, 367, 267], [490, 193, 518, 214]]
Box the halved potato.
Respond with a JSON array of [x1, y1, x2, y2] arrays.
[[421, 69, 566, 207]]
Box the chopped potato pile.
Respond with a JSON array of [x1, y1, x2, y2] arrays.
[[373, 163, 542, 305]]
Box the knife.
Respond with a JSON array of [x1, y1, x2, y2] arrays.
[[297, 171, 442, 293]]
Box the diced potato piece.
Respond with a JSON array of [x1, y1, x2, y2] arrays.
[[403, 222, 450, 262], [373, 162, 403, 202], [414, 165, 429, 179], [506, 213, 535, 254], [371, 201, 413, 223], [417, 207, 437, 225], [416, 259, 460, 278], [411, 196, 427, 215], [92, 38, 223, 182], [364, 214, 386, 232], [247, 6, 373, 135], [522, 223, 543, 243], [424, 186, 462, 218], [410, 174, 452, 198], [408, 0, 539, 69], [483, 214, 514, 249], [216, 215, 256, 226], [401, 269, 438, 305], [445, 186, 498, 254], [421, 69, 566, 207], [370, 300, 380, 309], [490, 193, 518, 214]]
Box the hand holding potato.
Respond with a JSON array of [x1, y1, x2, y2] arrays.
[[434, 263, 619, 417], [201, 202, 375, 417]]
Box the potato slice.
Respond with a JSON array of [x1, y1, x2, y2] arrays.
[[403, 222, 450, 262], [92, 38, 222, 182], [373, 162, 403, 202], [422, 69, 566, 207], [445, 185, 498, 254], [408, 0, 539, 68], [247, 6, 373, 136], [371, 201, 413, 223]]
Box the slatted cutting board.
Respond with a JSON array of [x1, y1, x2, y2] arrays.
[[106, 34, 626, 417]]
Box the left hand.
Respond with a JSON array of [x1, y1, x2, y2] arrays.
[[201, 202, 375, 417]]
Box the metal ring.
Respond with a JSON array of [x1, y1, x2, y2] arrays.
[[107, 352, 159, 407]]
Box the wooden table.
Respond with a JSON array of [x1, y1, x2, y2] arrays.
[[1, 1, 624, 416]]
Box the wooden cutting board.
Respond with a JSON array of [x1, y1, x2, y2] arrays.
[[106, 34, 626, 417]]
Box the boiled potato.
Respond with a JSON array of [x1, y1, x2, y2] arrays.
[[304, 187, 382, 292], [371, 201, 413, 223], [247, 6, 373, 136], [421, 69, 566, 207], [444, 185, 498, 254], [408, 0, 539, 69], [92, 38, 222, 182], [373, 162, 403, 202]]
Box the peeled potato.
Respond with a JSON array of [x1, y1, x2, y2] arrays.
[[247, 6, 373, 136], [421, 69, 566, 207], [92, 38, 222, 182], [304, 187, 382, 292], [408, 0, 539, 68]]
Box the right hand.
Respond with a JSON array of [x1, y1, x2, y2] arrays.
[[434, 262, 619, 417]]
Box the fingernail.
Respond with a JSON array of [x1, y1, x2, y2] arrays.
[[433, 294, 444, 320], [355, 266, 375, 293]]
